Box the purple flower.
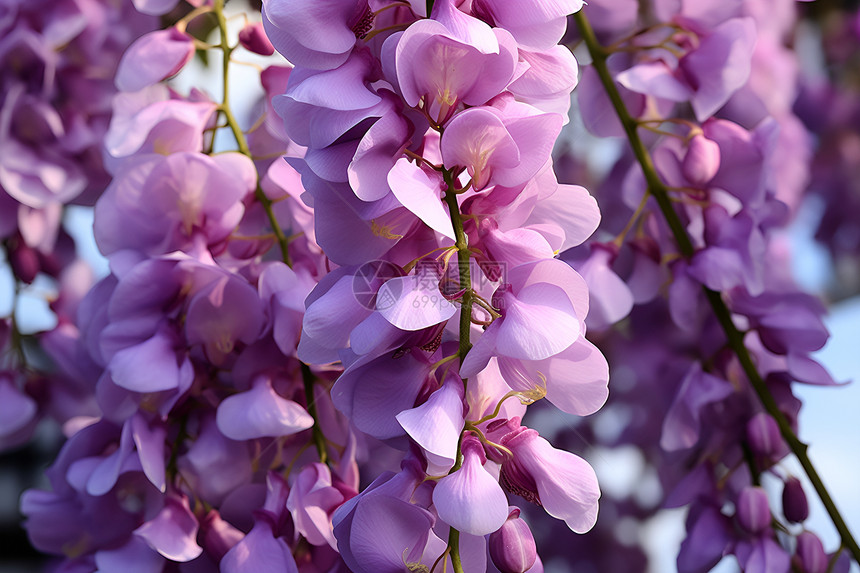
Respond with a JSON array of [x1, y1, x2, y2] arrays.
[[489, 418, 600, 533], [471, 0, 583, 49], [392, 4, 518, 124], [286, 462, 345, 548], [440, 103, 562, 191]]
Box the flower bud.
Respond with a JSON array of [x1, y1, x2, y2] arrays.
[[239, 22, 275, 56], [736, 486, 771, 535], [682, 134, 720, 187], [745, 412, 783, 459], [782, 476, 809, 523], [489, 507, 537, 573], [8, 237, 40, 283], [796, 531, 827, 573]]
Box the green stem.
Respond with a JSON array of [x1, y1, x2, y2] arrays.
[[301, 363, 328, 464], [213, 1, 328, 463], [212, 0, 291, 267], [443, 170, 473, 369], [574, 9, 860, 565], [442, 168, 471, 573]]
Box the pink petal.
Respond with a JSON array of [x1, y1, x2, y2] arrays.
[[521, 436, 600, 533], [616, 61, 692, 101]]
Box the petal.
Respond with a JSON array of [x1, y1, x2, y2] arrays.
[[495, 283, 580, 360], [433, 449, 508, 535], [526, 184, 600, 251], [396, 381, 465, 474], [376, 274, 458, 331], [221, 519, 298, 573], [115, 29, 194, 92], [108, 330, 187, 393], [95, 536, 164, 573], [387, 158, 455, 238], [216, 377, 314, 440], [134, 496, 203, 562], [345, 496, 434, 572], [0, 377, 37, 437], [526, 438, 600, 533]]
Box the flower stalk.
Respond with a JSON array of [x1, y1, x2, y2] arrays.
[[573, 9, 860, 565]]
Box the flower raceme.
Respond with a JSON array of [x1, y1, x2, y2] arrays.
[[265, 0, 609, 567]]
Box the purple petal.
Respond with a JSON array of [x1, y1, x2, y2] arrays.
[[333, 352, 429, 439], [396, 380, 465, 474], [616, 61, 692, 101], [526, 184, 600, 251], [216, 376, 314, 440], [387, 158, 455, 238], [742, 538, 791, 573], [344, 495, 434, 572], [433, 441, 508, 535], [132, 0, 180, 16], [108, 329, 190, 393], [515, 433, 600, 533], [683, 17, 756, 121], [676, 506, 731, 573], [95, 536, 164, 573], [221, 518, 298, 573], [376, 274, 458, 331], [134, 496, 203, 562], [495, 282, 580, 360], [661, 363, 734, 451], [177, 414, 252, 506], [130, 414, 167, 493], [441, 107, 519, 191], [349, 112, 410, 202], [115, 29, 194, 92]]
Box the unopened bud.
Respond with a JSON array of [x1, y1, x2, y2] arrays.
[[746, 412, 783, 459], [736, 486, 771, 535], [9, 239, 40, 283], [782, 476, 809, 523], [796, 531, 827, 573], [489, 507, 537, 573], [682, 134, 720, 187], [239, 22, 275, 56]]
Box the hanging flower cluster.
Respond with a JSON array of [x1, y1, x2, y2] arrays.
[[265, 0, 609, 569]]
